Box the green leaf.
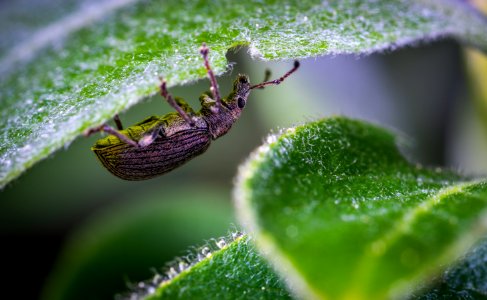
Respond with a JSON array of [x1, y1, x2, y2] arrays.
[[235, 117, 487, 300], [2, 0, 487, 188], [135, 234, 292, 300]]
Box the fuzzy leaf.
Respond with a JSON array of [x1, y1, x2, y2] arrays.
[[235, 117, 487, 299], [132, 234, 292, 300], [2, 0, 487, 187]]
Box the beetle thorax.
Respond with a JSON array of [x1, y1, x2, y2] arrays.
[[203, 104, 240, 139]]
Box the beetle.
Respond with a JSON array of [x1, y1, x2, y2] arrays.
[[85, 43, 300, 180]]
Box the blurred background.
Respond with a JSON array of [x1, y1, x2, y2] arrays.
[[2, 1, 487, 299]]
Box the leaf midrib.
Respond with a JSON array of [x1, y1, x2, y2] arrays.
[[346, 180, 484, 298]]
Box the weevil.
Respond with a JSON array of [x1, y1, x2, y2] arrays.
[[86, 43, 300, 180]]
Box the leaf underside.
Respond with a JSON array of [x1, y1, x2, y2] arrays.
[[235, 117, 487, 299], [2, 0, 487, 187]]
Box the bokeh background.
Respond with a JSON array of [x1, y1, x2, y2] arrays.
[[2, 7, 486, 297]]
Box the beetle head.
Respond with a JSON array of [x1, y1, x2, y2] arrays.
[[226, 74, 251, 115]]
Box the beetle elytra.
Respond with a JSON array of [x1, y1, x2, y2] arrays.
[[86, 43, 299, 180]]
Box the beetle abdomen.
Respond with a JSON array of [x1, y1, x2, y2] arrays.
[[92, 129, 211, 180]]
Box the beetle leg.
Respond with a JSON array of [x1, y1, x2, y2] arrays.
[[200, 92, 231, 111], [85, 124, 139, 147], [159, 79, 195, 126], [137, 126, 162, 148], [199, 93, 215, 105], [113, 114, 123, 130], [199, 43, 222, 113], [174, 96, 195, 115]]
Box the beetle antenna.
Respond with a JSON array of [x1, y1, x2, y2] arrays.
[[255, 69, 272, 89], [250, 60, 300, 90]]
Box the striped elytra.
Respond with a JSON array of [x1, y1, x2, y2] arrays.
[[92, 125, 211, 180]]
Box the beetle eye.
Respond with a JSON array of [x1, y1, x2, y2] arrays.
[[237, 97, 245, 108]]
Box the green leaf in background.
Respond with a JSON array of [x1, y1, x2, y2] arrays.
[[235, 117, 487, 299], [2, 0, 487, 188], [42, 186, 234, 300], [139, 234, 292, 300]]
